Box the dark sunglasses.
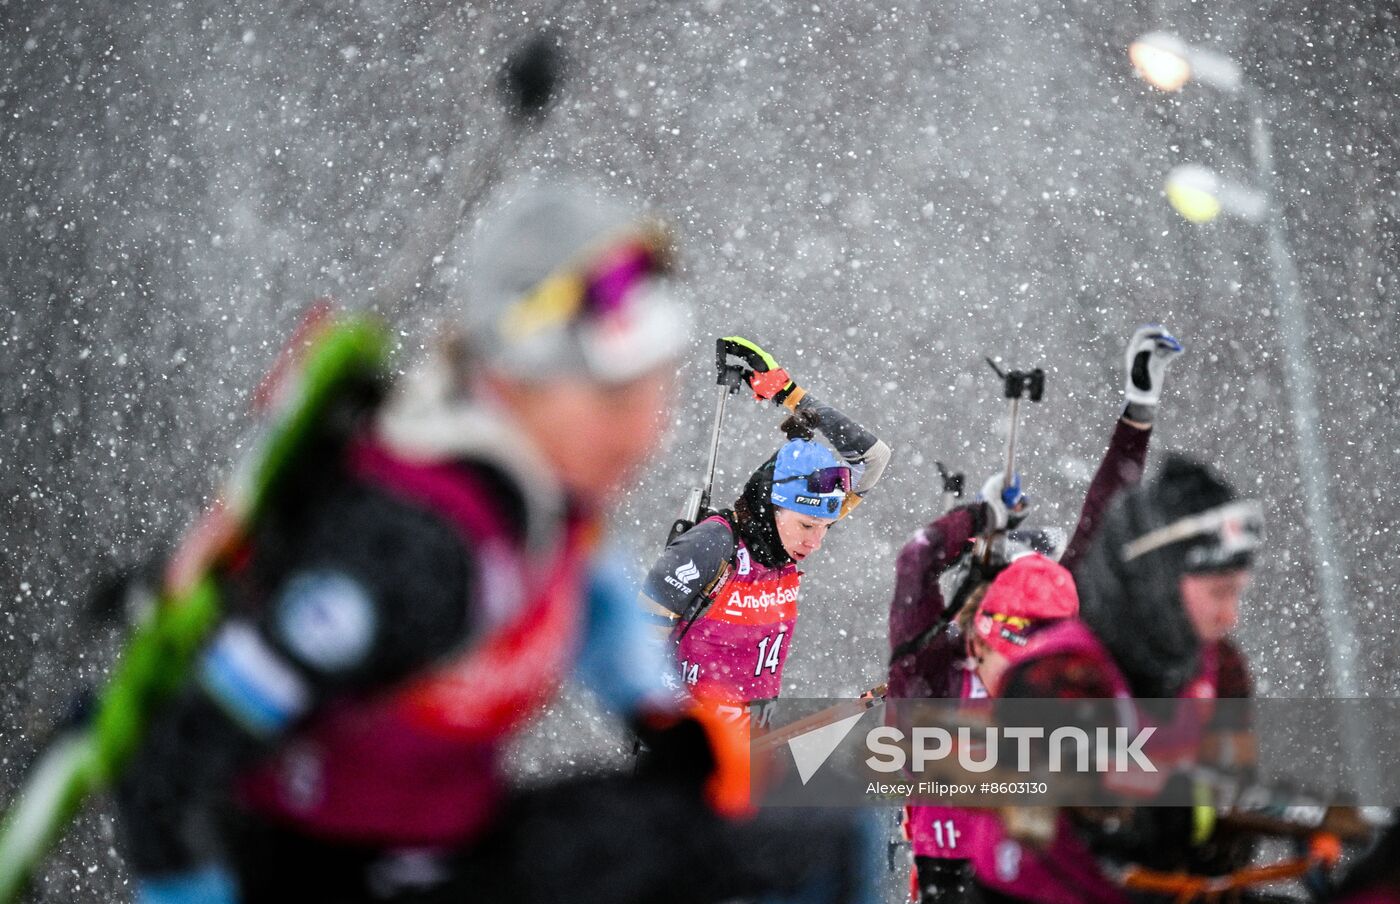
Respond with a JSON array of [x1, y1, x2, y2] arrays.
[[774, 465, 852, 495]]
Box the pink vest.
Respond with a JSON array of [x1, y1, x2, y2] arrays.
[[671, 517, 800, 705], [239, 439, 589, 846], [906, 663, 999, 860], [967, 620, 1220, 904]]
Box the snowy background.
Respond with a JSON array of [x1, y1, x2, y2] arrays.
[[2, 0, 1398, 898]]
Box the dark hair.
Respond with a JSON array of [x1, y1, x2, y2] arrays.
[[724, 412, 818, 569], [728, 456, 789, 568], [780, 409, 819, 441], [1077, 480, 1198, 697]]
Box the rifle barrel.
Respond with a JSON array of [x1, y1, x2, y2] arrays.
[[699, 383, 730, 513]]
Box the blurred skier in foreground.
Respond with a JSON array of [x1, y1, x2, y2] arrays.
[[115, 182, 879, 904], [886, 326, 1186, 902], [640, 336, 891, 725]]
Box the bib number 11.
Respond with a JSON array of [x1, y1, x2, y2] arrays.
[[754, 632, 785, 677]]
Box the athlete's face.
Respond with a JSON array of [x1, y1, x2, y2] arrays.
[[774, 508, 833, 562], [971, 637, 1013, 697], [1179, 568, 1250, 643], [491, 366, 674, 509]]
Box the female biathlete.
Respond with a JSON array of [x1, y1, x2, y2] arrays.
[[887, 325, 1185, 902], [641, 336, 891, 724]]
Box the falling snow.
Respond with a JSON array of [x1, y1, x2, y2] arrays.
[[2, 1, 1399, 899]]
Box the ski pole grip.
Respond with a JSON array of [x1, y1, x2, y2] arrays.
[[992, 365, 1046, 401], [714, 338, 749, 389]]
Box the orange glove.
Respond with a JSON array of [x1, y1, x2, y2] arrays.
[[634, 698, 758, 819]]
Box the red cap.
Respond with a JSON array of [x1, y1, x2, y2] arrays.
[[973, 553, 1079, 659]]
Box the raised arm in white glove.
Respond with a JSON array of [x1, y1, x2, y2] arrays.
[[1123, 325, 1184, 426]]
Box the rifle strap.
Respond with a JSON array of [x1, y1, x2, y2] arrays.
[[889, 614, 953, 665], [672, 514, 737, 643], [888, 557, 992, 664], [673, 558, 731, 643]]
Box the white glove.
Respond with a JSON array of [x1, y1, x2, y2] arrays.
[[1124, 325, 1184, 421], [978, 471, 1029, 530]]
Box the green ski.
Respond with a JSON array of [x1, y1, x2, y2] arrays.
[[0, 307, 390, 903]]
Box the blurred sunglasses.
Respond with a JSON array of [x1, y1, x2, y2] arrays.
[[502, 226, 672, 340], [774, 465, 852, 496], [1121, 499, 1264, 563]]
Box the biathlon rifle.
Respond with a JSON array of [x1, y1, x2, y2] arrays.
[[935, 461, 965, 514], [666, 338, 752, 545], [751, 684, 887, 757]]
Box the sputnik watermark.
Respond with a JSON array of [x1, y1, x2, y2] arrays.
[[864, 725, 1157, 774], [867, 782, 981, 797], [758, 697, 1400, 808], [782, 717, 1159, 789]]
